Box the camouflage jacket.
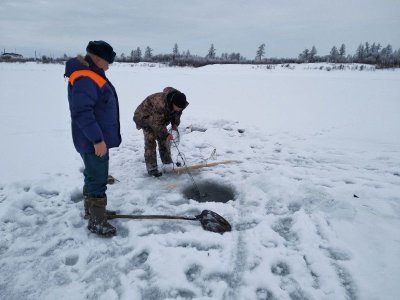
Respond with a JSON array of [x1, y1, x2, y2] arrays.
[[133, 87, 183, 139]]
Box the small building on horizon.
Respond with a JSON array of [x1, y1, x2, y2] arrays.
[[1, 52, 24, 60]]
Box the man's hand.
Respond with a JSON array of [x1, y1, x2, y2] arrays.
[[94, 141, 107, 157], [166, 134, 174, 142]]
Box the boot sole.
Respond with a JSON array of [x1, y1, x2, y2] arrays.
[[88, 225, 116, 237]]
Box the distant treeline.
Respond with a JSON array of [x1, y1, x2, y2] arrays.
[[1, 42, 399, 68]]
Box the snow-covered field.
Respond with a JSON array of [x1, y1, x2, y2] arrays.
[[0, 62, 399, 300]]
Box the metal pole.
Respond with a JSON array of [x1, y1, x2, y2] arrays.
[[172, 139, 204, 197]]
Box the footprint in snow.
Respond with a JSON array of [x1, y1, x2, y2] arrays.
[[205, 272, 232, 285], [185, 264, 202, 282], [137, 223, 187, 236], [167, 289, 196, 299], [53, 271, 72, 286], [273, 142, 282, 153], [271, 261, 290, 276], [272, 217, 298, 243], [261, 240, 278, 248], [334, 263, 358, 300], [287, 202, 302, 213], [256, 288, 276, 300], [34, 187, 59, 199], [0, 245, 9, 255], [175, 241, 222, 251], [70, 188, 83, 203], [22, 204, 36, 216], [64, 254, 79, 266], [321, 246, 352, 261], [115, 224, 130, 238], [129, 251, 149, 268], [118, 251, 149, 275], [235, 221, 259, 231]]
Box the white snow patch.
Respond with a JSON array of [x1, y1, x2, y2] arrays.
[[0, 62, 399, 299]]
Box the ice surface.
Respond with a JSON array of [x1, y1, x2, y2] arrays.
[[0, 62, 399, 299]]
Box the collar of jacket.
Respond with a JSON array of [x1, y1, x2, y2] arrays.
[[83, 55, 107, 79]]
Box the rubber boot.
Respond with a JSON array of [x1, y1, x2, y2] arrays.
[[83, 185, 90, 218], [84, 198, 117, 220], [148, 169, 162, 177], [87, 197, 116, 236], [83, 186, 116, 219]]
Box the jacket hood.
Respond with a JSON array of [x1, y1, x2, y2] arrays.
[[163, 87, 180, 95], [64, 55, 105, 78]]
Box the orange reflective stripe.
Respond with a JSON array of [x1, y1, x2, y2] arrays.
[[69, 70, 107, 88]]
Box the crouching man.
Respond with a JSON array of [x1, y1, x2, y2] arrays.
[[133, 87, 189, 177]]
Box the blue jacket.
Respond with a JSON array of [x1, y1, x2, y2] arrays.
[[65, 56, 121, 153]]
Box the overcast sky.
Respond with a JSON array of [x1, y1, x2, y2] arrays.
[[1, 0, 399, 59]]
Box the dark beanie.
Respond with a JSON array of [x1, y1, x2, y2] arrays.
[[86, 40, 116, 64], [171, 92, 189, 109]]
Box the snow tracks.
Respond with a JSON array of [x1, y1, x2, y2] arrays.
[[1, 121, 399, 299]]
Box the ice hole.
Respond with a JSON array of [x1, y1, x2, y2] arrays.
[[182, 181, 235, 203]]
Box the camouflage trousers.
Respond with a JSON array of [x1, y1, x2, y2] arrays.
[[143, 128, 173, 173]]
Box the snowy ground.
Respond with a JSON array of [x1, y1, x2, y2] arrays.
[[0, 62, 399, 300]]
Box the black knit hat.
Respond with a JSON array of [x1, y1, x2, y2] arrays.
[[86, 40, 116, 64], [171, 92, 189, 109]]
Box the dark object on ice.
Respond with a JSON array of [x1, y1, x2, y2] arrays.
[[196, 210, 232, 233], [353, 194, 359, 198], [107, 175, 117, 184], [176, 162, 182, 167], [108, 209, 232, 234], [238, 129, 245, 133], [187, 125, 207, 132], [183, 181, 235, 203]]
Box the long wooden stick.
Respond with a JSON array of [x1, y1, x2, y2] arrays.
[[174, 160, 237, 173]]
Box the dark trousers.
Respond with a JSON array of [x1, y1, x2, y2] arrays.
[[80, 152, 109, 198], [143, 128, 172, 172]]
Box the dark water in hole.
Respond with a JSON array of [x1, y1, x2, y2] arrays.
[[182, 181, 235, 203]]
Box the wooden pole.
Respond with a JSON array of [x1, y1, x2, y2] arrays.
[[174, 160, 237, 173]]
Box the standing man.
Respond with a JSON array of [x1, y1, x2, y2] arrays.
[[133, 87, 189, 177], [65, 41, 121, 236]]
